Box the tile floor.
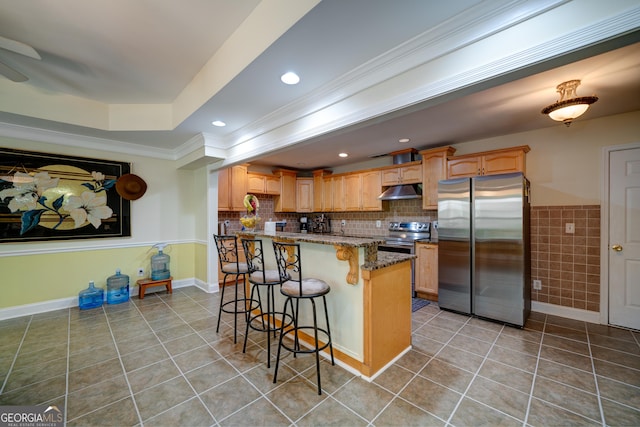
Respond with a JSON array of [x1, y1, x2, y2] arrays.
[[1, 286, 639, 426]]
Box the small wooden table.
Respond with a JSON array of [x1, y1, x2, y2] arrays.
[[136, 277, 173, 299]]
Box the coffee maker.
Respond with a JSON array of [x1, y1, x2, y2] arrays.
[[312, 214, 330, 234], [299, 216, 309, 233]]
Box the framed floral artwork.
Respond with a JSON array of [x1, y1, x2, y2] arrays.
[[0, 148, 131, 242]]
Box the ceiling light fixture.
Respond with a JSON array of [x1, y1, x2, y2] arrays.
[[211, 120, 226, 127], [398, 138, 410, 143], [280, 72, 300, 85], [339, 152, 348, 158], [541, 80, 598, 127]]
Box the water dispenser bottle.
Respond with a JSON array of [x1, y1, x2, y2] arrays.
[[78, 281, 104, 310], [151, 243, 170, 280], [106, 269, 130, 304]]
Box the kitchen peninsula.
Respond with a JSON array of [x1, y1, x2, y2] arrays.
[[237, 231, 414, 379]]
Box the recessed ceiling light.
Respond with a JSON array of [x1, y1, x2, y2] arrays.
[[339, 152, 348, 158], [398, 138, 410, 143], [211, 120, 226, 127], [281, 72, 300, 85]]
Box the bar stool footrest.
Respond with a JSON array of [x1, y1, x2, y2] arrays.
[[221, 298, 260, 315], [280, 326, 332, 355], [248, 311, 294, 334]]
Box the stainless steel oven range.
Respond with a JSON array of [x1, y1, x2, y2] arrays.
[[377, 221, 431, 296]]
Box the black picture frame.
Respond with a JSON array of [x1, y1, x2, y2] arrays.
[[0, 148, 131, 243]]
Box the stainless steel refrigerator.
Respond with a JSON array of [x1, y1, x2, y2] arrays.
[[437, 172, 531, 327]]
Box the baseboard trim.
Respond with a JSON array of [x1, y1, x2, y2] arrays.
[[0, 278, 218, 321], [531, 301, 601, 324]]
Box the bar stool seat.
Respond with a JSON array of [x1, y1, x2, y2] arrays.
[[214, 235, 261, 344], [241, 238, 293, 368], [272, 241, 334, 395]]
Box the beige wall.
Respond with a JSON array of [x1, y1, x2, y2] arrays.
[[451, 111, 640, 206], [0, 136, 206, 310]]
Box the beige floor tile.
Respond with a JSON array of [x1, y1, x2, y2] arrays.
[[199, 375, 261, 421], [451, 397, 523, 427], [333, 377, 394, 421], [134, 376, 196, 421], [399, 376, 461, 420], [373, 397, 444, 427], [465, 376, 529, 421]]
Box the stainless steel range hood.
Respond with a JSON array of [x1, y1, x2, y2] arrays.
[[378, 148, 422, 200], [378, 183, 422, 200]]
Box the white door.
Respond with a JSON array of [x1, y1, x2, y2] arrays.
[[609, 147, 640, 330]]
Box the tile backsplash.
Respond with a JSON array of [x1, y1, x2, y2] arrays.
[[218, 196, 436, 237], [530, 205, 600, 312], [219, 196, 601, 313]]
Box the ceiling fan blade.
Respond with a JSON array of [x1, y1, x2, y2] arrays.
[[0, 60, 28, 82], [0, 35, 41, 60]]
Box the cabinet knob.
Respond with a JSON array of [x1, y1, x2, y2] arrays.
[[611, 244, 623, 252]]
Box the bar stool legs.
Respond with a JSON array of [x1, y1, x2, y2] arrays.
[[214, 235, 261, 344], [272, 241, 334, 395]]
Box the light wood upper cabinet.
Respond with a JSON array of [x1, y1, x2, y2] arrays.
[[361, 170, 382, 211], [380, 161, 422, 185], [296, 178, 314, 213], [322, 175, 345, 212], [414, 242, 438, 301], [420, 146, 456, 210], [313, 170, 331, 212], [447, 146, 530, 178], [274, 169, 297, 212], [218, 164, 248, 211], [247, 173, 280, 195], [331, 175, 345, 212], [344, 174, 362, 211]]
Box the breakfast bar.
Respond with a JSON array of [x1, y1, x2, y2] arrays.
[[237, 231, 414, 379]]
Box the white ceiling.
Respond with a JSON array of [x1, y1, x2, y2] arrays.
[[1, 0, 639, 171]]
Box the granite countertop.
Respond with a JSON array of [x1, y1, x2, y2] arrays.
[[237, 231, 415, 272], [237, 231, 384, 248], [362, 251, 416, 271]]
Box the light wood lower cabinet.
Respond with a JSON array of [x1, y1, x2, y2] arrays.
[[414, 242, 438, 301]]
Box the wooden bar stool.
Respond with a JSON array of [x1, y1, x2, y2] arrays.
[[241, 238, 293, 368], [214, 235, 261, 344], [272, 241, 334, 395]]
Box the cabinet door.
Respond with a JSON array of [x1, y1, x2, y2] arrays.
[[361, 170, 382, 211], [265, 175, 281, 195], [322, 176, 333, 211], [217, 168, 230, 211], [313, 174, 325, 212], [247, 174, 265, 193], [447, 156, 482, 178], [344, 174, 362, 211], [421, 147, 455, 210], [399, 164, 422, 183], [381, 168, 401, 185], [230, 165, 248, 211], [275, 171, 297, 212], [482, 150, 525, 175], [332, 176, 345, 212], [415, 243, 438, 299], [296, 178, 314, 212]]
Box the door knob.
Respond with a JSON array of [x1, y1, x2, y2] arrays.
[[612, 244, 623, 252]]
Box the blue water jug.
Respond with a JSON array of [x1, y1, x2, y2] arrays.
[[151, 243, 170, 280], [79, 281, 104, 310], [106, 269, 129, 304]]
